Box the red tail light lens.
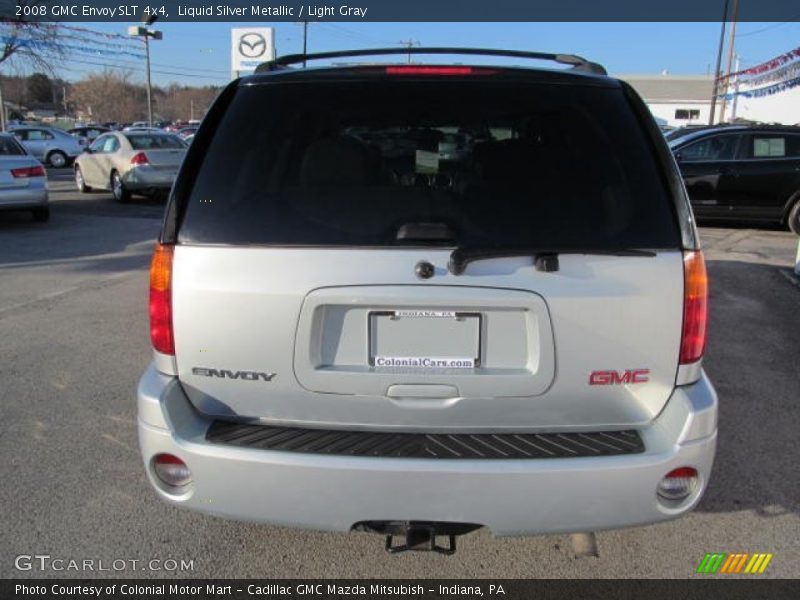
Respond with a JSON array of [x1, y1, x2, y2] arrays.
[[149, 244, 174, 355], [153, 453, 192, 488], [385, 66, 492, 76], [657, 466, 698, 501], [11, 165, 46, 178], [680, 251, 708, 364], [130, 152, 149, 166]]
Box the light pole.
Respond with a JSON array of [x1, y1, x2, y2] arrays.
[[709, 0, 729, 125], [293, 21, 310, 66], [719, 0, 740, 123], [303, 21, 308, 66], [128, 17, 162, 127], [0, 83, 6, 132]]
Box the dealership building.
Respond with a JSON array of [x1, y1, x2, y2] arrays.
[[620, 73, 800, 127]]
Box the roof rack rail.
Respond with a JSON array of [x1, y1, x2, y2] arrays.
[[255, 47, 607, 75]]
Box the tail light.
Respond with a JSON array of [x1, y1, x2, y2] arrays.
[[153, 454, 192, 488], [657, 467, 698, 501], [680, 251, 708, 364], [130, 152, 149, 166], [11, 165, 46, 178], [149, 244, 174, 355]]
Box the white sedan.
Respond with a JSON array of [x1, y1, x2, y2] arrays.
[[74, 131, 187, 202]]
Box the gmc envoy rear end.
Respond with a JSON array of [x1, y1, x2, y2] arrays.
[[137, 48, 717, 553]]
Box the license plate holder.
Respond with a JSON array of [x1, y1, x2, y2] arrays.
[[368, 310, 481, 368]]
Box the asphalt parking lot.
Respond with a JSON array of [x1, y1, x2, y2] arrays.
[[0, 169, 798, 579]]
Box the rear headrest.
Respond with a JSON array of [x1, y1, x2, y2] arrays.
[[300, 137, 370, 186]]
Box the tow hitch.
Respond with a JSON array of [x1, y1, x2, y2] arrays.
[[353, 521, 481, 555]]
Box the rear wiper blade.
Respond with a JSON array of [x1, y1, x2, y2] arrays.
[[448, 247, 657, 275]]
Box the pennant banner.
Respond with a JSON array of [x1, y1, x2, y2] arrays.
[[720, 45, 800, 80], [719, 75, 800, 100], [739, 59, 800, 87]]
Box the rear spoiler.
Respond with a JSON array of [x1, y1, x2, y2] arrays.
[[256, 47, 607, 75]]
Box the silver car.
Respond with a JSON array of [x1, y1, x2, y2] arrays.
[[138, 49, 717, 554], [0, 133, 49, 222], [67, 125, 111, 147], [74, 131, 186, 202], [9, 125, 83, 168]]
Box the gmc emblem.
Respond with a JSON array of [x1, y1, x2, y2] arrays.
[[589, 369, 650, 385]]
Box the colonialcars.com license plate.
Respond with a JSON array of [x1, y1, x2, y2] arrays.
[[368, 310, 481, 368]]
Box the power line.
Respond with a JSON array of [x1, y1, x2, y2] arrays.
[[398, 39, 421, 64], [737, 17, 800, 37], [145, 59, 229, 75], [3, 30, 229, 76], [318, 23, 395, 46], [39, 55, 228, 82]]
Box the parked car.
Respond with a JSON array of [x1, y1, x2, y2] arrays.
[[0, 133, 49, 221], [670, 125, 800, 233], [138, 48, 716, 553], [8, 125, 83, 168], [122, 126, 163, 133], [164, 121, 189, 133], [175, 126, 198, 139], [664, 124, 735, 143], [67, 125, 111, 146], [73, 131, 186, 202]]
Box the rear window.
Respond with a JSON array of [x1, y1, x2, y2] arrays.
[[179, 79, 679, 249], [126, 134, 185, 150], [0, 136, 26, 155]]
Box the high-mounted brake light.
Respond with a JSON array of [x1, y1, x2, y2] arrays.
[[385, 66, 491, 76], [680, 251, 708, 364], [130, 152, 150, 166], [11, 165, 46, 178], [149, 243, 174, 355]]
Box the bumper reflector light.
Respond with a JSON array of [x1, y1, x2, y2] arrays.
[[153, 453, 192, 488], [657, 466, 698, 500]]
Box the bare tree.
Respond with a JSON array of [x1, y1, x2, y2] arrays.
[[1, 1, 66, 128], [69, 70, 148, 123], [157, 85, 221, 122], [0, 2, 65, 72]]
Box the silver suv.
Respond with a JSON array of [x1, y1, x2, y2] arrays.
[[138, 48, 717, 553]]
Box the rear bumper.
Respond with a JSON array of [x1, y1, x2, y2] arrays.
[[137, 365, 717, 536], [0, 186, 48, 209], [123, 167, 176, 191]]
